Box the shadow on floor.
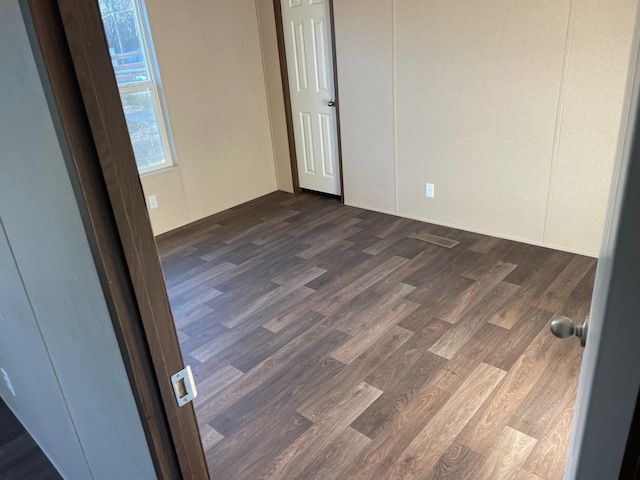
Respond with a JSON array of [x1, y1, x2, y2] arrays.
[[0, 398, 61, 479]]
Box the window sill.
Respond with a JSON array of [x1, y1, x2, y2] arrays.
[[139, 164, 180, 178]]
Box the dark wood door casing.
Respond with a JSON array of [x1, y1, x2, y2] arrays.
[[23, 1, 209, 478], [273, 0, 301, 194]]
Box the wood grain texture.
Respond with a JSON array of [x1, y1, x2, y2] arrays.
[[508, 340, 583, 440], [490, 251, 573, 329], [260, 382, 382, 479], [424, 442, 484, 480], [522, 394, 577, 479], [473, 426, 537, 480], [429, 280, 521, 360], [331, 304, 418, 364], [388, 363, 506, 480], [296, 326, 413, 423], [294, 427, 371, 480], [342, 384, 448, 479], [429, 323, 510, 394], [198, 424, 224, 451], [484, 307, 552, 371], [351, 348, 446, 440], [533, 256, 594, 311], [509, 470, 543, 480], [445, 261, 518, 323], [157, 191, 597, 479], [456, 353, 547, 455]]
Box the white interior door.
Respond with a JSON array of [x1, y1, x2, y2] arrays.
[[281, 0, 341, 196], [563, 14, 640, 478]]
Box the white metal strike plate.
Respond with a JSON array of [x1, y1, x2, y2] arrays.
[[171, 365, 197, 407]]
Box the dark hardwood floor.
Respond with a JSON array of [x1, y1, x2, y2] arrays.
[[0, 399, 61, 479], [157, 191, 595, 480]]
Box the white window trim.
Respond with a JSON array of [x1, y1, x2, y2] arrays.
[[113, 0, 176, 176]]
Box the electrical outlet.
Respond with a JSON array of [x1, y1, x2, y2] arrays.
[[148, 194, 159, 210], [1, 368, 16, 396], [425, 183, 435, 198]]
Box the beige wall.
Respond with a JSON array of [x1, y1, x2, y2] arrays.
[[141, 0, 284, 235], [334, 0, 396, 213], [545, 0, 637, 253], [334, 0, 637, 256]]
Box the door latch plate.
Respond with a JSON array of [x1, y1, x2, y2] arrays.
[[171, 366, 197, 406]]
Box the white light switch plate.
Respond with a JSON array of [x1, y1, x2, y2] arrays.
[[425, 183, 435, 198]]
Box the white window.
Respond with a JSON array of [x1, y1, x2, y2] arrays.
[[99, 0, 174, 174]]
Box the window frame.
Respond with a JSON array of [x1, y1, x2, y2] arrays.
[[106, 0, 175, 175]]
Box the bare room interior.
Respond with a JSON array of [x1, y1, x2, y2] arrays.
[[127, 0, 637, 477], [1, 0, 640, 479]]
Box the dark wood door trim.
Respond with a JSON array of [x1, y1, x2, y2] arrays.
[[24, 1, 209, 478], [328, 0, 345, 204], [273, 0, 301, 195], [272, 0, 345, 203]]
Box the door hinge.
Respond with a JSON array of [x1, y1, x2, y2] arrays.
[[171, 366, 197, 407]]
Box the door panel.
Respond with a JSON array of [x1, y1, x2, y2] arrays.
[[564, 10, 640, 478], [282, 0, 341, 195], [311, 18, 329, 92]]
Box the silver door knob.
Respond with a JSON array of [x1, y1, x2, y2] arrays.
[[327, 99, 336, 107], [550, 316, 589, 347]]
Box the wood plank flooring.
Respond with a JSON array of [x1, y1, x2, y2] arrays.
[[157, 191, 595, 480], [0, 399, 61, 479]]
